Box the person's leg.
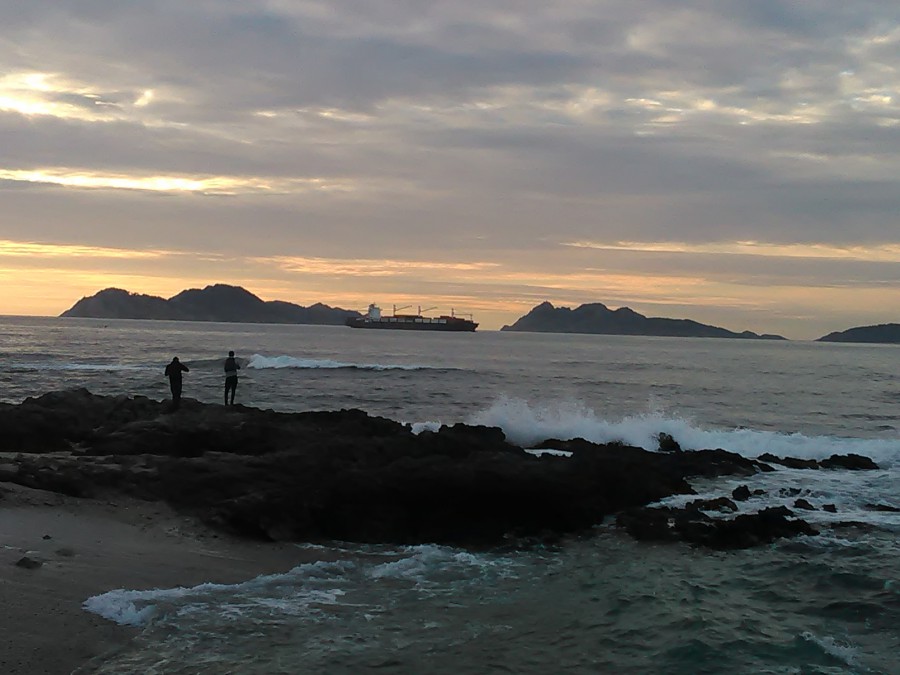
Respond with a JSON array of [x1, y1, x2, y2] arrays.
[[224, 381, 229, 405], [230, 379, 237, 405]]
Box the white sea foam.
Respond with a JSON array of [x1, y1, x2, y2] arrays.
[[84, 582, 228, 626], [246, 354, 438, 371], [83, 560, 353, 627], [367, 544, 518, 587], [410, 421, 442, 435], [468, 397, 900, 468], [800, 632, 859, 667], [654, 467, 900, 532]]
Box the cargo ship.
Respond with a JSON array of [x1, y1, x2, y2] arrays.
[[346, 304, 478, 331]]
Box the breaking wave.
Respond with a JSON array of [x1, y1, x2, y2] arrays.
[[466, 397, 900, 467], [83, 560, 353, 627]]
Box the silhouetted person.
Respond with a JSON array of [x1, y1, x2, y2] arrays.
[[224, 350, 240, 405], [164, 357, 189, 409]]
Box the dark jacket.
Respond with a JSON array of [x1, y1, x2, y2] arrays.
[[165, 360, 189, 381], [224, 357, 240, 377]]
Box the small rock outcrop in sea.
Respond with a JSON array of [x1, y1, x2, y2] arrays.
[[793, 498, 816, 511], [616, 505, 819, 550], [14, 556, 43, 570], [0, 390, 876, 549], [657, 433, 681, 453], [865, 503, 900, 513], [757, 452, 878, 471], [732, 485, 752, 501]]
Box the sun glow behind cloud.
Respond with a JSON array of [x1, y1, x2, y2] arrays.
[[252, 255, 501, 277], [0, 239, 169, 259], [0, 72, 126, 121], [0, 169, 355, 195]]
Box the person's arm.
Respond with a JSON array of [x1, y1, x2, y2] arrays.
[[181, 363, 190, 372]]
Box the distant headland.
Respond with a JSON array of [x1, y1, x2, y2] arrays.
[[60, 284, 360, 325], [501, 301, 786, 340], [816, 323, 900, 344]]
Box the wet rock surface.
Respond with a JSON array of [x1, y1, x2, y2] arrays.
[[0, 390, 878, 549], [616, 505, 819, 550], [758, 452, 878, 471]]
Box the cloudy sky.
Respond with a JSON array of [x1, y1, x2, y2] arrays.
[[2, 1, 900, 338]]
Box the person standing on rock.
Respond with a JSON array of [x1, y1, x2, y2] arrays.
[[224, 350, 240, 406], [164, 356, 189, 410]]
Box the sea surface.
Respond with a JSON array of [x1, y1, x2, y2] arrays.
[[1, 316, 898, 674]]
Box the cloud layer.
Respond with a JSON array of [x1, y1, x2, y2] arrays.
[[2, 1, 899, 337]]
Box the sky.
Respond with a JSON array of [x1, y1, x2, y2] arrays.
[[2, 1, 900, 339]]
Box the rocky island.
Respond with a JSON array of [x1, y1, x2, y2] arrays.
[[817, 323, 900, 344], [61, 284, 361, 325], [1, 389, 878, 550], [501, 301, 785, 339]]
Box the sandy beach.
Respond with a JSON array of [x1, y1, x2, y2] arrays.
[[0, 483, 320, 675]]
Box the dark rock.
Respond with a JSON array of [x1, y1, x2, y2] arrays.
[[616, 507, 679, 543], [831, 521, 877, 532], [0, 389, 804, 549], [686, 497, 738, 512], [758, 453, 819, 470], [819, 454, 879, 470], [657, 433, 681, 453], [822, 504, 837, 513], [15, 556, 42, 569], [793, 498, 815, 510], [865, 503, 900, 513], [617, 505, 816, 549], [732, 485, 752, 501]]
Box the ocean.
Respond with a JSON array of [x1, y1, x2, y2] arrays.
[[2, 316, 898, 674]]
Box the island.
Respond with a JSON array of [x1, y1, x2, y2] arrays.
[[501, 301, 785, 339], [60, 284, 361, 325], [816, 323, 900, 344]]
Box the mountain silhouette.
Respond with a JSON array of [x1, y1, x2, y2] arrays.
[[61, 284, 360, 325], [500, 301, 785, 340], [817, 323, 900, 344]]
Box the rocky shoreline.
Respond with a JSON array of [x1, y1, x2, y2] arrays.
[[0, 390, 881, 550]]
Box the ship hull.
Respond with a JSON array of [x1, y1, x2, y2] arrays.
[[346, 317, 477, 331]]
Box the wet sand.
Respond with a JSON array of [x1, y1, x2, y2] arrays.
[[0, 483, 319, 675]]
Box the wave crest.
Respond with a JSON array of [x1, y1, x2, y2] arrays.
[[467, 397, 900, 466]]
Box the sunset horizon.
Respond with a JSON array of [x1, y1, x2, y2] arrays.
[[2, 3, 899, 339]]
